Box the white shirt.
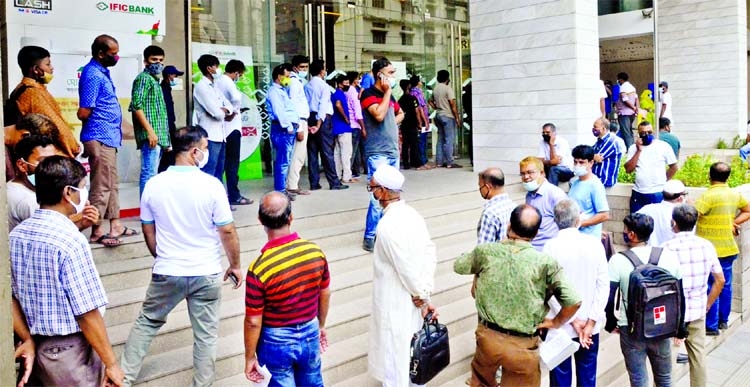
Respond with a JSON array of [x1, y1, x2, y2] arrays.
[[193, 77, 232, 142], [305, 76, 333, 121], [543, 228, 609, 338], [626, 139, 678, 194], [538, 136, 573, 169], [369, 200, 436, 387], [7, 181, 38, 231], [289, 72, 310, 119], [140, 165, 234, 276], [215, 74, 243, 136], [637, 200, 678, 247], [660, 91, 673, 120]]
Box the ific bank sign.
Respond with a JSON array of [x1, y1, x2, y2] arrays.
[[96, 2, 155, 15]]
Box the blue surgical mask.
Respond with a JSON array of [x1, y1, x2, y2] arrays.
[[640, 133, 654, 146], [389, 77, 398, 88], [297, 70, 308, 79], [169, 79, 177, 87], [146, 62, 164, 76], [622, 231, 631, 244], [27, 173, 36, 187], [522, 179, 540, 192]]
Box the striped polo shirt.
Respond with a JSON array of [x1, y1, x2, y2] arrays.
[[245, 232, 330, 327]]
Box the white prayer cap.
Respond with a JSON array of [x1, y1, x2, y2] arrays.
[[663, 179, 686, 194], [373, 164, 404, 191]]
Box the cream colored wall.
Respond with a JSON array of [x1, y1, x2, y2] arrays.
[[600, 59, 654, 94], [161, 0, 188, 128]]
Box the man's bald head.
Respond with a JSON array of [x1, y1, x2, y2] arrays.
[[258, 191, 292, 230], [709, 161, 731, 183], [478, 167, 505, 188], [509, 204, 542, 240]]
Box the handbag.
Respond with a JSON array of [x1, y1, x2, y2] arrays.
[[409, 312, 450, 385]]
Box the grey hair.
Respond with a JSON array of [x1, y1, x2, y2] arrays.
[[554, 199, 580, 230]]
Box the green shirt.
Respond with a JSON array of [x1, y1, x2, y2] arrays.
[[454, 239, 581, 335], [129, 71, 170, 149], [658, 130, 680, 158]]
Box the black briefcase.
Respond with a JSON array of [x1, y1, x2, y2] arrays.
[[409, 312, 450, 384]]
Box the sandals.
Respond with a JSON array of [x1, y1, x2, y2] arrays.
[[231, 196, 254, 205], [90, 234, 121, 248], [112, 226, 139, 238]]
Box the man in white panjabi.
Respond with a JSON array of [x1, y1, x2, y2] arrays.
[[368, 164, 438, 387]]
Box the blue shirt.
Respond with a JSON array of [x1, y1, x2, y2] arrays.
[[331, 89, 351, 135], [526, 180, 568, 251], [266, 83, 298, 131], [10, 209, 108, 336], [78, 59, 122, 148], [361, 72, 375, 89], [592, 132, 621, 187], [568, 176, 610, 237], [304, 76, 333, 120], [477, 193, 515, 244]]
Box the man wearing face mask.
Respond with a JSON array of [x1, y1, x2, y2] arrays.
[[10, 155, 125, 387], [287, 55, 312, 195], [12, 45, 80, 157], [537, 122, 574, 186], [430, 69, 461, 168], [615, 72, 639, 149], [360, 57, 405, 252], [160, 65, 184, 136], [476, 167, 514, 244], [659, 81, 673, 121], [193, 54, 233, 181], [624, 121, 678, 213], [267, 63, 301, 200], [591, 117, 622, 188], [637, 179, 688, 247], [519, 156, 567, 251], [8, 134, 99, 233], [78, 34, 134, 247], [332, 74, 355, 183], [120, 126, 242, 386], [567, 145, 610, 238], [129, 45, 170, 198]]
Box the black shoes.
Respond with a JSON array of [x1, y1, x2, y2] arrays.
[[719, 322, 729, 330], [363, 238, 375, 252], [331, 184, 349, 190], [706, 329, 720, 336]]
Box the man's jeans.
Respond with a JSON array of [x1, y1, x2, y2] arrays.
[[707, 255, 737, 330], [435, 115, 456, 165], [257, 319, 324, 387], [121, 273, 222, 387], [139, 141, 162, 198], [364, 154, 399, 241], [630, 190, 663, 214], [419, 131, 428, 165], [547, 165, 574, 186], [225, 130, 242, 202], [550, 334, 599, 387], [201, 140, 226, 182], [619, 329, 672, 387], [618, 114, 635, 150], [271, 123, 297, 193]]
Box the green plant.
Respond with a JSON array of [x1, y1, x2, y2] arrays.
[[618, 154, 750, 188], [617, 162, 635, 184], [732, 135, 745, 149], [716, 138, 728, 149]]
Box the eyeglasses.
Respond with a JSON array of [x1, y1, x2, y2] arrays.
[[366, 185, 382, 192], [21, 159, 38, 167]]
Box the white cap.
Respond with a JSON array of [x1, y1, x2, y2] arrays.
[[372, 164, 404, 191], [663, 179, 686, 195]]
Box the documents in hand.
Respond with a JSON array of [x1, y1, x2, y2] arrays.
[[539, 329, 580, 370], [250, 364, 272, 387]]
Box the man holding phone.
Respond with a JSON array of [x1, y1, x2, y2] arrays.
[[120, 126, 242, 387]]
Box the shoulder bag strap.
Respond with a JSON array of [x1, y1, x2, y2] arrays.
[[648, 247, 663, 265]]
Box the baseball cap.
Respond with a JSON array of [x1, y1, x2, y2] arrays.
[[663, 179, 686, 195], [659, 81, 668, 88], [163, 65, 184, 76]]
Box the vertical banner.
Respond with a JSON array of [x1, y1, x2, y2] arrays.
[[191, 42, 263, 180]]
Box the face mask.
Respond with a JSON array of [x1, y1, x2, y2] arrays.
[[343, 85, 351, 92], [640, 133, 654, 146], [102, 54, 119, 67], [280, 77, 292, 87], [38, 71, 54, 84], [389, 77, 398, 88], [233, 76, 240, 84], [146, 62, 164, 76], [592, 129, 601, 137], [213, 67, 222, 76], [523, 179, 540, 192], [297, 70, 308, 79], [542, 134, 551, 143], [169, 79, 177, 87], [622, 231, 631, 244], [479, 185, 489, 200], [573, 165, 588, 177], [27, 173, 36, 187], [195, 148, 209, 169], [370, 192, 383, 211], [66, 186, 88, 214]]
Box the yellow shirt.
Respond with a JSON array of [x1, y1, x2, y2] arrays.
[[695, 183, 748, 257]]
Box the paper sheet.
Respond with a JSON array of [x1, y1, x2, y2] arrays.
[[250, 365, 272, 387]]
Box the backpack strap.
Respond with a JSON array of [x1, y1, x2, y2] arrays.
[[620, 249, 642, 269], [648, 247, 663, 265]]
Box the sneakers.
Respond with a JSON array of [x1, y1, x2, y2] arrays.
[[719, 322, 729, 330], [363, 238, 375, 252], [676, 353, 689, 364], [706, 329, 720, 336], [331, 184, 350, 190]]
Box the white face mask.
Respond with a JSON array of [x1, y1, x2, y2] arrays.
[[27, 174, 36, 187], [297, 70, 308, 79], [573, 165, 588, 177], [522, 179, 540, 192], [67, 186, 88, 214], [195, 148, 210, 169]]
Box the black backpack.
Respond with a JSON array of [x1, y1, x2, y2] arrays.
[[621, 247, 684, 340], [3, 85, 30, 126]]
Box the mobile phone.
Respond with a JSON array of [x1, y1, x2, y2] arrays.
[[228, 273, 239, 286]]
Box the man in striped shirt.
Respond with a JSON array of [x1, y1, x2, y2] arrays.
[[591, 117, 621, 188], [244, 191, 330, 386]]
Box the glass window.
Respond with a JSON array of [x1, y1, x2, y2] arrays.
[[372, 30, 387, 44], [401, 33, 413, 46], [372, 0, 384, 9]]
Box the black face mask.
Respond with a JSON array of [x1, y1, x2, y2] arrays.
[[542, 134, 551, 143], [100, 53, 119, 67], [343, 85, 350, 92]]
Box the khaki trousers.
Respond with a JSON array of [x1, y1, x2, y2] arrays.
[[286, 120, 308, 190], [470, 323, 541, 387], [685, 317, 707, 387], [84, 140, 120, 219], [334, 132, 353, 182]]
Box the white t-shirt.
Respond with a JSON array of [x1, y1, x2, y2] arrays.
[[7, 181, 38, 231], [637, 201, 677, 247], [660, 91, 673, 120], [140, 166, 234, 276], [626, 139, 678, 194], [538, 136, 574, 169]]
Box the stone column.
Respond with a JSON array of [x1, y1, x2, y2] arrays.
[[0, 29, 13, 384], [657, 0, 747, 153], [469, 0, 602, 178]]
